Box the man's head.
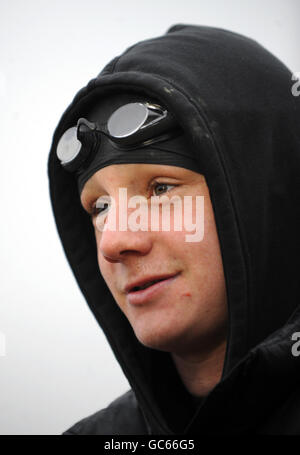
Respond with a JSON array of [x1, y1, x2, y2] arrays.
[[80, 162, 228, 357], [49, 25, 300, 427], [56, 89, 228, 358]]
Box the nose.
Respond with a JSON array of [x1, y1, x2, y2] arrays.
[[97, 210, 153, 263]]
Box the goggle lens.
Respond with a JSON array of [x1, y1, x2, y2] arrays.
[[56, 126, 81, 164], [107, 103, 148, 138]]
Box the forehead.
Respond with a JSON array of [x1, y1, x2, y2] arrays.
[[81, 163, 204, 195]]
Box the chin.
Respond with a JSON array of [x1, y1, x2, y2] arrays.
[[132, 319, 188, 352]]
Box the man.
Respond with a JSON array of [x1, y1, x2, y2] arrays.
[[48, 24, 300, 434]]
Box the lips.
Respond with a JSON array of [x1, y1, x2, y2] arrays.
[[131, 277, 167, 292], [125, 273, 179, 294], [125, 273, 180, 305]]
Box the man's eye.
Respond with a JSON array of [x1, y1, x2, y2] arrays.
[[152, 182, 175, 196], [88, 184, 175, 218]]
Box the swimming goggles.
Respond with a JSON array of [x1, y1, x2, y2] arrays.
[[56, 102, 178, 172]]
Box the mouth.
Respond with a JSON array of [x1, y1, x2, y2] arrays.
[[131, 277, 168, 292], [126, 273, 180, 305], [126, 273, 179, 293]]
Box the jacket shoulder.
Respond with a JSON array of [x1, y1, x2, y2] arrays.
[[258, 383, 300, 435], [62, 389, 148, 435]]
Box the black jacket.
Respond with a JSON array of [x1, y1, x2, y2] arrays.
[[48, 24, 300, 435]]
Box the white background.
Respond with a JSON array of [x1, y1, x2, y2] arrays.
[[0, 0, 299, 435]]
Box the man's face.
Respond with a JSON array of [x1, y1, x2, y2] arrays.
[[80, 164, 227, 356]]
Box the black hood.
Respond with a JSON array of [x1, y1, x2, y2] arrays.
[[48, 24, 300, 434]]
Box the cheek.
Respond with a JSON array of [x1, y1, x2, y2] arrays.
[[95, 235, 113, 287], [166, 194, 226, 296], [97, 255, 126, 311], [160, 192, 221, 261], [97, 252, 111, 284]]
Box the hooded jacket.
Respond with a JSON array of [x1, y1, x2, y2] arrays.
[[48, 24, 300, 435]]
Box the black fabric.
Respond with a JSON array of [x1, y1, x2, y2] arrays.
[[62, 390, 149, 435], [48, 24, 300, 435], [76, 130, 200, 196], [73, 92, 200, 194]]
